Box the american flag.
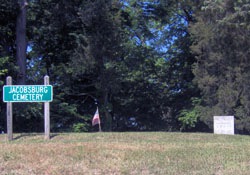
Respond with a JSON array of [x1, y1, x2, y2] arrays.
[[92, 108, 100, 126]]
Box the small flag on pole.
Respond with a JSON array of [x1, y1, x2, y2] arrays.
[[92, 107, 100, 126], [92, 107, 101, 132]]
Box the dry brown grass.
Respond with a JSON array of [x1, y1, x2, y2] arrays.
[[0, 132, 249, 175]]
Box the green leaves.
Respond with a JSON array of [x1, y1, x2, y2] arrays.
[[178, 109, 199, 131], [178, 98, 201, 131], [190, 0, 250, 132]]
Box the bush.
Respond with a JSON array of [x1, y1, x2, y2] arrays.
[[72, 123, 88, 132], [178, 109, 199, 131]]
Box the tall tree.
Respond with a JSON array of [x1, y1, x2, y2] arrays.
[[27, 0, 89, 132], [0, 1, 19, 132], [102, 0, 201, 131], [71, 0, 127, 131], [16, 0, 28, 84], [190, 0, 250, 133]]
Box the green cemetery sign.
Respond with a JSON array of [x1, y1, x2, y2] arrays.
[[3, 85, 53, 102]]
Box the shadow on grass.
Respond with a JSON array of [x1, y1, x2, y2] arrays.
[[13, 133, 59, 140]]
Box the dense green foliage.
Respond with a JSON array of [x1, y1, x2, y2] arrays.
[[190, 0, 250, 133], [0, 0, 249, 133]]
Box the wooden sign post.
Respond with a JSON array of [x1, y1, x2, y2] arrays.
[[44, 75, 50, 140], [6, 76, 13, 141], [3, 76, 53, 141]]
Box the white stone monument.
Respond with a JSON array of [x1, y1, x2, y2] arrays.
[[213, 116, 234, 135]]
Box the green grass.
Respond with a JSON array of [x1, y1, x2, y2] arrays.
[[0, 132, 249, 175]]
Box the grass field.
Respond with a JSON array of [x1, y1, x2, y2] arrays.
[[0, 132, 249, 175]]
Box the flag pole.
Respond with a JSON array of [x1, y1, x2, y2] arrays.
[[98, 121, 102, 132]]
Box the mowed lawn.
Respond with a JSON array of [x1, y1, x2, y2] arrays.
[[0, 132, 249, 175]]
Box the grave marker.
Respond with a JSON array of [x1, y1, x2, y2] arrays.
[[214, 116, 234, 135]]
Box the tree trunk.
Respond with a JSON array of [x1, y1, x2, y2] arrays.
[[16, 0, 27, 85], [103, 90, 112, 131]]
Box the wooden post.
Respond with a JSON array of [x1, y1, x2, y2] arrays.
[[6, 76, 13, 141], [44, 75, 50, 140]]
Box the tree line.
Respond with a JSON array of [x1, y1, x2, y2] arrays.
[[0, 0, 249, 133]]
